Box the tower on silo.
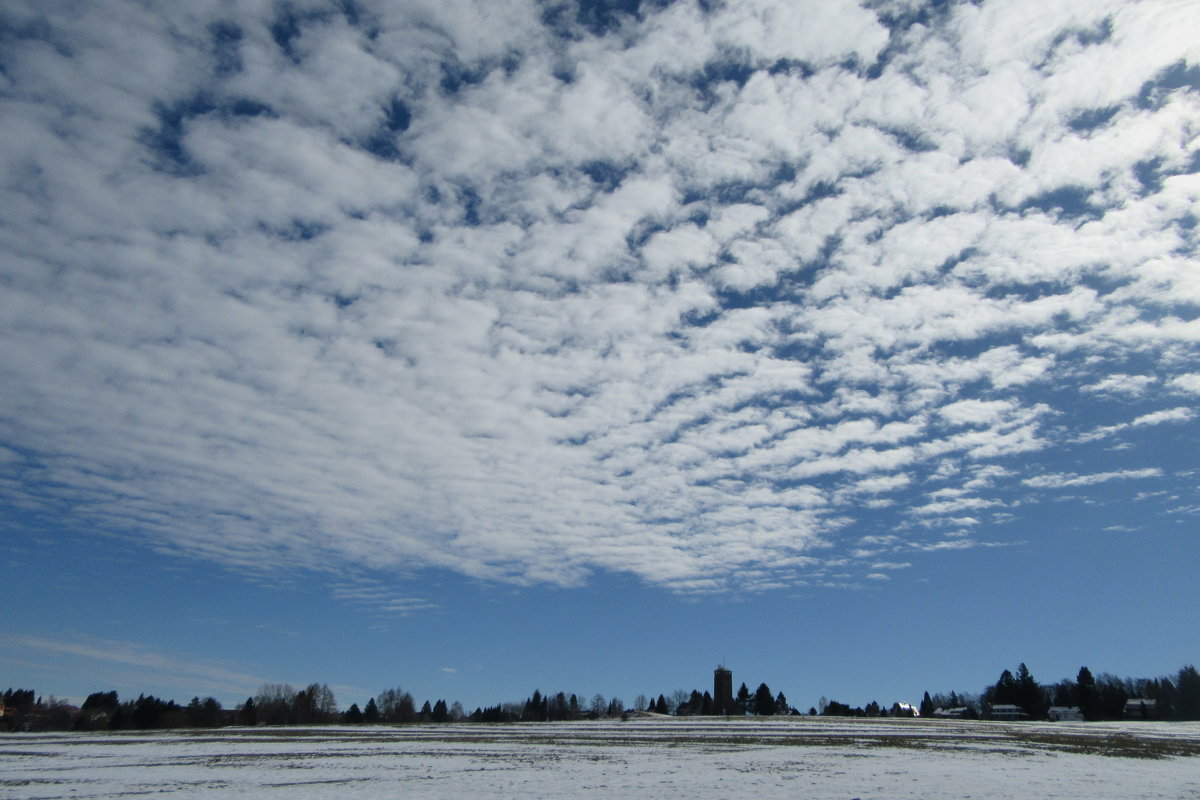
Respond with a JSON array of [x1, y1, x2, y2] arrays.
[[714, 665, 734, 716]]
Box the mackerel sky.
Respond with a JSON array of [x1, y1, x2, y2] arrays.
[[2, 0, 1198, 710]]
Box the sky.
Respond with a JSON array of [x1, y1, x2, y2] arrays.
[[1, 0, 1198, 714]]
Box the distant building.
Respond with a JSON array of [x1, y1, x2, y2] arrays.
[[1047, 706, 1084, 721], [714, 666, 734, 716], [933, 707, 971, 719], [1124, 699, 1157, 719], [988, 704, 1029, 721]]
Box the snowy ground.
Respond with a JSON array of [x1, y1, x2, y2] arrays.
[[3, 717, 1200, 799]]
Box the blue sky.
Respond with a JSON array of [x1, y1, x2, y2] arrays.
[[1, 0, 1198, 713]]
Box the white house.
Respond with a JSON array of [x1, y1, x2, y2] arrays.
[[988, 704, 1028, 720], [933, 707, 970, 719]]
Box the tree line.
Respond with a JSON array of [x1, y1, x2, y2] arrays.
[[4, 661, 1198, 732], [964, 662, 1200, 721], [0, 682, 476, 732], [814, 663, 1200, 722], [474, 682, 792, 722]]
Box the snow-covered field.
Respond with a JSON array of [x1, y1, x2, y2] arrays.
[[4, 717, 1200, 799]]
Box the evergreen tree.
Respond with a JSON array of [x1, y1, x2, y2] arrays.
[[919, 691, 934, 717], [292, 689, 312, 724], [548, 692, 568, 721], [432, 699, 448, 722], [821, 700, 854, 716], [187, 697, 202, 726], [1075, 666, 1097, 720], [735, 683, 751, 715], [1095, 673, 1129, 719], [1014, 663, 1046, 718], [523, 690, 547, 722], [1147, 676, 1175, 719], [986, 670, 1017, 709], [240, 697, 257, 726], [1177, 665, 1200, 720], [754, 683, 775, 716], [363, 697, 379, 723], [775, 691, 789, 715], [186, 696, 223, 727], [131, 695, 177, 729], [82, 691, 119, 710], [344, 703, 364, 723], [204, 697, 223, 727]]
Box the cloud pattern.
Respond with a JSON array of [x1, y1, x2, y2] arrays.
[[1, 0, 1197, 595]]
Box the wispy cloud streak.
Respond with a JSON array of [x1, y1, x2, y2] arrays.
[[0, 634, 267, 698]]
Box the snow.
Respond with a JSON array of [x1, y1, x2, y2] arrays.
[[3, 717, 1199, 799]]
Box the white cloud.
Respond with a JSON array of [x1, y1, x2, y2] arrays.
[[869, 561, 912, 571], [1083, 374, 1157, 396], [1, 0, 1197, 597], [0, 633, 267, 699], [1131, 407, 1196, 427], [938, 399, 1019, 428], [712, 0, 888, 67], [1169, 374, 1200, 394], [911, 496, 1003, 516], [846, 473, 912, 496], [917, 539, 979, 552], [1023, 468, 1163, 489], [330, 581, 438, 616]]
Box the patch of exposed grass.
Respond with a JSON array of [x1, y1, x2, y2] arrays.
[[1005, 730, 1200, 760]]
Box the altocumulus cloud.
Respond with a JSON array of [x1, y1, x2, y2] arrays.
[[1, 0, 1197, 594]]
